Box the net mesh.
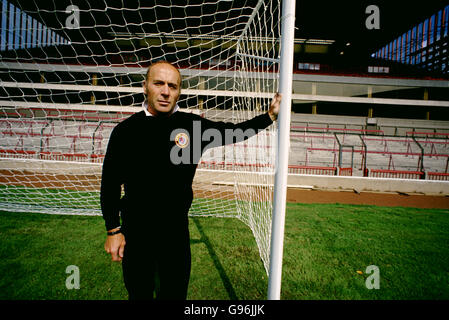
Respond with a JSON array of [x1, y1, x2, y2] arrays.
[[0, 0, 280, 273]]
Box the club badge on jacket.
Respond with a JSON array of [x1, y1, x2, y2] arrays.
[[175, 132, 189, 148]]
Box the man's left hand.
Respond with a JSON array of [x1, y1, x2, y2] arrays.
[[268, 92, 281, 121]]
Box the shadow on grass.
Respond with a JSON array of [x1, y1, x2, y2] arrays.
[[191, 217, 237, 300]]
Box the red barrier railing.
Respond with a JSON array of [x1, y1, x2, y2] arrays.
[[0, 149, 107, 163], [197, 161, 273, 171], [339, 167, 353, 176], [288, 165, 337, 175], [427, 172, 449, 181], [370, 169, 424, 179], [292, 125, 384, 135]]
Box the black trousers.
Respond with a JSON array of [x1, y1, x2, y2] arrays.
[[121, 231, 191, 300]]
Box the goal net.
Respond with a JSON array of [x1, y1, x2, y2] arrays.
[[0, 0, 281, 274]]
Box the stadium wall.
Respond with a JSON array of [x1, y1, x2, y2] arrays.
[[286, 174, 449, 196], [1, 159, 448, 196], [194, 169, 449, 196]]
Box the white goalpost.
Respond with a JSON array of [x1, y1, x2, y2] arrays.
[[0, 0, 295, 299], [268, 0, 296, 300]]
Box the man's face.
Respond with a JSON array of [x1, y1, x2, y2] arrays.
[[143, 63, 181, 116]]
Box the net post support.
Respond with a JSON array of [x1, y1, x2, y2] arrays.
[[268, 0, 296, 300]]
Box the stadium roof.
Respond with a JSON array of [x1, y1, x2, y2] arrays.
[[295, 0, 448, 61], [5, 0, 448, 63]]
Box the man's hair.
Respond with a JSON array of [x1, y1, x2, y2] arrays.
[[145, 60, 182, 86]]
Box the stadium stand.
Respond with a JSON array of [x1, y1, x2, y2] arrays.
[[2, 109, 448, 180]]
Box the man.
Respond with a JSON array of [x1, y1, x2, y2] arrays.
[[101, 60, 281, 300]]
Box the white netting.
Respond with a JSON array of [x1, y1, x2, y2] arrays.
[[0, 0, 280, 273]]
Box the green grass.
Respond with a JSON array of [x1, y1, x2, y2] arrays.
[[282, 203, 449, 299], [0, 185, 100, 209], [0, 203, 448, 300]]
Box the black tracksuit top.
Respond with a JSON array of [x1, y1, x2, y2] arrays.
[[100, 109, 273, 237]]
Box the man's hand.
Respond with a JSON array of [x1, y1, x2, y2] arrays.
[[104, 228, 126, 262], [268, 92, 281, 121]]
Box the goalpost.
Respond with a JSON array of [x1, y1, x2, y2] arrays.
[[0, 0, 295, 299], [268, 0, 296, 300]]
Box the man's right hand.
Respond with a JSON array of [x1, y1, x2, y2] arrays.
[[104, 228, 126, 262]]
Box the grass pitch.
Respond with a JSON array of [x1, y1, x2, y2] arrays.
[[0, 203, 448, 300]]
